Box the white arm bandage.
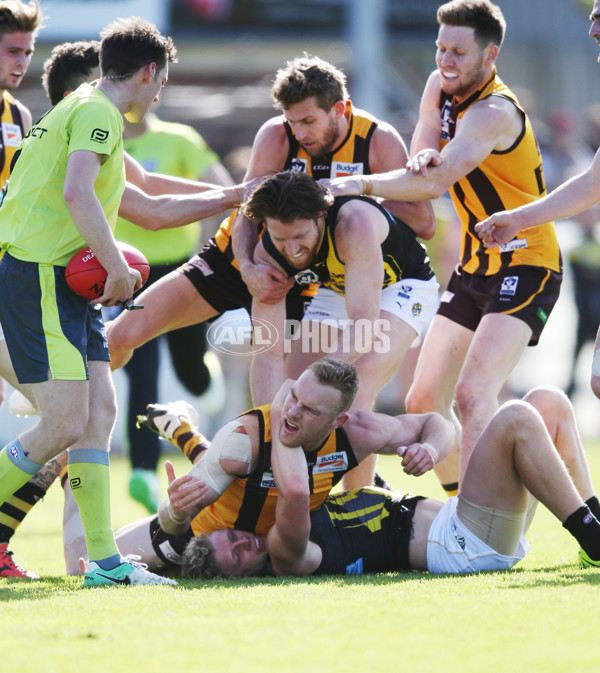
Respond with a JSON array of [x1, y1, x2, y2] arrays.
[[189, 419, 253, 495]]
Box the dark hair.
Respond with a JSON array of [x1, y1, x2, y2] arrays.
[[99, 16, 177, 79], [181, 534, 224, 579], [242, 171, 334, 224], [0, 0, 42, 39], [272, 55, 348, 111], [42, 41, 100, 106], [437, 0, 506, 49], [308, 358, 359, 414]]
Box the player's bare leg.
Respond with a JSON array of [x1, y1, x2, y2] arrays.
[[106, 271, 219, 369]]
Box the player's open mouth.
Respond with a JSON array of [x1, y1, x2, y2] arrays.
[[283, 418, 299, 432], [441, 70, 458, 79], [254, 535, 262, 552]]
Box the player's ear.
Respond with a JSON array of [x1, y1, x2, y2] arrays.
[[484, 43, 498, 66], [142, 61, 157, 81], [331, 411, 349, 430], [331, 100, 346, 119]]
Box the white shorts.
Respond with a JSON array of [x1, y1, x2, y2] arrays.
[[302, 277, 439, 338], [426, 496, 528, 574], [0, 320, 3, 340]]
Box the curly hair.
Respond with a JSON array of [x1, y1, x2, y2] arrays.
[[272, 54, 348, 112], [181, 534, 224, 579], [42, 40, 100, 106], [242, 171, 334, 225]]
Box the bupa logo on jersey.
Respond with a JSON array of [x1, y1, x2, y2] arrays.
[[312, 451, 349, 474], [332, 162, 363, 178]]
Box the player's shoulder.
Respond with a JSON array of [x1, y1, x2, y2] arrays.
[[254, 114, 289, 143], [422, 70, 444, 99], [344, 409, 386, 442]]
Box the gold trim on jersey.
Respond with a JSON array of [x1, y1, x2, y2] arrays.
[[191, 404, 358, 535], [287, 101, 378, 179], [0, 90, 24, 189], [440, 70, 561, 276]]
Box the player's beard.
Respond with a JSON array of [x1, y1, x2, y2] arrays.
[[441, 56, 487, 100], [302, 116, 340, 158]]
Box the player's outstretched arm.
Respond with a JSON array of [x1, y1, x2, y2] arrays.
[[476, 148, 600, 247], [347, 409, 455, 477]]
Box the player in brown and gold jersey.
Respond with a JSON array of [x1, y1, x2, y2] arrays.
[[327, 0, 562, 491], [111, 358, 452, 573], [105, 55, 436, 492], [477, 0, 600, 403]]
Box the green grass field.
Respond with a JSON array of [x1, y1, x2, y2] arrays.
[[2, 445, 600, 673]]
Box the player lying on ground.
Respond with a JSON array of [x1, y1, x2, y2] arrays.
[[180, 383, 600, 577], [103, 363, 600, 577], [110, 358, 453, 573]]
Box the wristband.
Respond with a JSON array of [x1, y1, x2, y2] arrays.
[[167, 501, 188, 525], [421, 442, 439, 464]]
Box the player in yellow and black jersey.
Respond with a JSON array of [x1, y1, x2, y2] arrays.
[[326, 0, 563, 494], [111, 358, 454, 574], [181, 386, 600, 578], [245, 172, 439, 429]]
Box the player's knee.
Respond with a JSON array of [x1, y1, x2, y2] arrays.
[[105, 317, 137, 354], [494, 399, 538, 433], [455, 377, 493, 421], [523, 385, 570, 423], [405, 385, 440, 415]]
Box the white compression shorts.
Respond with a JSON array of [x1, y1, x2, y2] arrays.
[[301, 277, 439, 339], [426, 496, 529, 574]]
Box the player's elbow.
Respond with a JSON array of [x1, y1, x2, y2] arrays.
[[281, 478, 310, 502], [423, 180, 448, 200], [63, 182, 86, 209], [415, 216, 437, 240]]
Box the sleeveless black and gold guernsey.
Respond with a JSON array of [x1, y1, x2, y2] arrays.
[[191, 404, 359, 536], [262, 487, 425, 575], [261, 195, 434, 293], [309, 488, 425, 574], [0, 90, 24, 188], [213, 101, 379, 267], [284, 100, 377, 179], [439, 69, 561, 276], [0, 91, 24, 260]]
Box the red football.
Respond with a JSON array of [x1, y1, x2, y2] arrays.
[[65, 241, 150, 300]]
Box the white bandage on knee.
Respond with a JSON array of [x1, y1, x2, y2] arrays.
[[592, 349, 600, 377], [189, 419, 252, 495]]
